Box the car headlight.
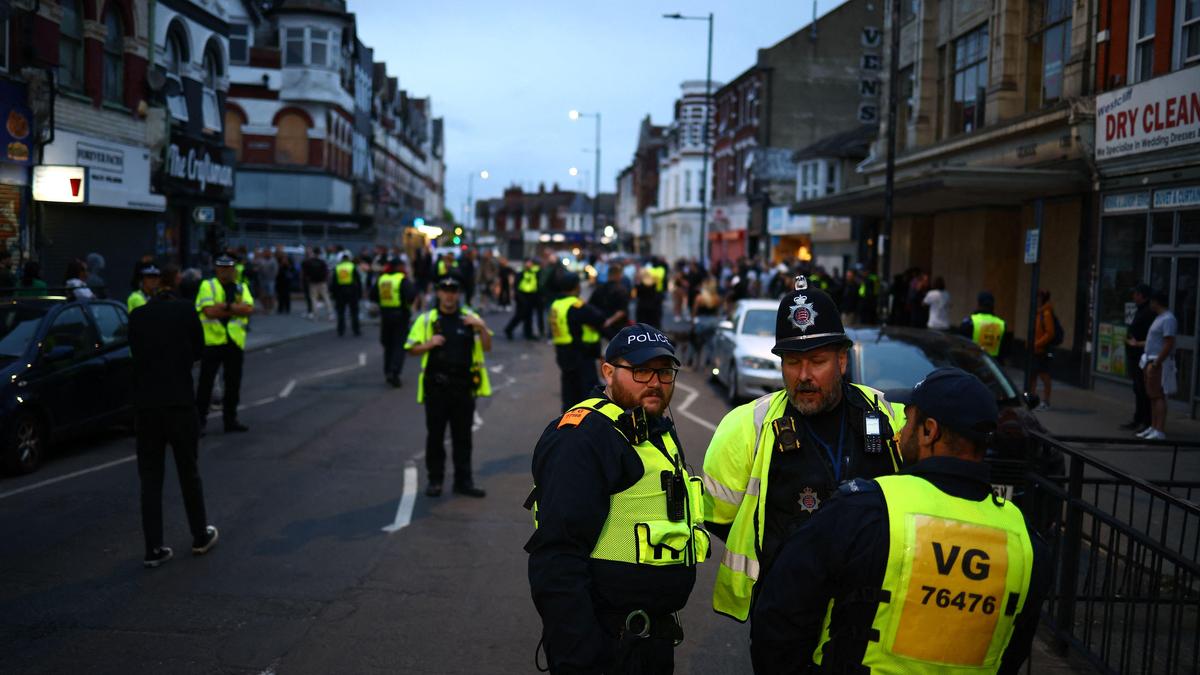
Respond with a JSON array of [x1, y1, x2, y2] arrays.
[[739, 356, 776, 371]]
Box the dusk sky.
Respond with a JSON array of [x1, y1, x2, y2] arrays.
[[355, 0, 848, 225]]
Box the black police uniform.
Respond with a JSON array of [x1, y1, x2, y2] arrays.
[[526, 394, 695, 673], [750, 457, 1052, 674], [589, 277, 631, 340], [555, 298, 608, 412], [423, 309, 479, 489], [375, 274, 417, 385], [334, 260, 362, 337]]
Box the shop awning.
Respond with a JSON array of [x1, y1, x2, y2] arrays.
[[790, 167, 1090, 217]]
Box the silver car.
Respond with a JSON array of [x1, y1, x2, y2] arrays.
[[710, 299, 784, 403]]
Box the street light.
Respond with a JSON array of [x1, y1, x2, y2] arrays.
[[568, 167, 579, 177], [663, 11, 714, 267], [467, 169, 489, 231], [568, 109, 602, 237]]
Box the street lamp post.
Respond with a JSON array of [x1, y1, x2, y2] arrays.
[[663, 11, 714, 268], [467, 169, 489, 231], [569, 109, 602, 239]]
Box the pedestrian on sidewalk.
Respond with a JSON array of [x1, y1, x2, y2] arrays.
[[128, 263, 218, 568], [302, 247, 334, 321], [1032, 289, 1056, 410], [922, 276, 951, 330], [1132, 291, 1177, 440], [1123, 283, 1155, 433]]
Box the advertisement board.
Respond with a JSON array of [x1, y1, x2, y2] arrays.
[[1095, 67, 1200, 161]]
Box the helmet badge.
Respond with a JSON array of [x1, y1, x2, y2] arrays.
[[789, 293, 818, 332], [794, 275, 808, 291]]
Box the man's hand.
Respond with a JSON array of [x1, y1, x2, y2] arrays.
[[463, 314, 487, 332], [427, 334, 447, 348]]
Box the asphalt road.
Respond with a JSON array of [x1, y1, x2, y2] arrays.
[[0, 311, 753, 674]]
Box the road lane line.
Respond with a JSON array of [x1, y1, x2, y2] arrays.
[[672, 382, 718, 432], [472, 411, 484, 431], [308, 362, 362, 378], [382, 461, 418, 533], [489, 364, 505, 374], [358, 351, 367, 366], [0, 454, 135, 501], [279, 379, 296, 398]]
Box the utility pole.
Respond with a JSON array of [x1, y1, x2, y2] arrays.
[[881, 0, 900, 318]]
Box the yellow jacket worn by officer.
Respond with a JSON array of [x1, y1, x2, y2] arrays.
[[526, 324, 708, 674], [549, 272, 607, 412], [961, 291, 1007, 358], [751, 367, 1052, 674], [127, 263, 161, 313], [194, 255, 254, 433], [703, 276, 904, 622]]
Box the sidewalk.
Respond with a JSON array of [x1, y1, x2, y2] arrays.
[[244, 310, 336, 352]]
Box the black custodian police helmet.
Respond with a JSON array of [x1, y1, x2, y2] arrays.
[[772, 275, 853, 355]]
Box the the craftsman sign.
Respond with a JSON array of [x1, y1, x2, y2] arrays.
[[160, 135, 235, 199], [1095, 66, 1200, 160]]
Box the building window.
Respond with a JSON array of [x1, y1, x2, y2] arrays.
[[165, 32, 188, 121], [229, 24, 251, 64], [0, 19, 9, 72], [58, 0, 84, 91], [1027, 0, 1072, 109], [284, 27, 332, 67], [309, 28, 329, 67], [896, 66, 914, 148], [224, 111, 243, 160], [685, 170, 692, 203], [1177, 0, 1200, 69], [952, 23, 989, 134], [901, 0, 919, 24], [102, 11, 124, 105], [275, 111, 309, 165], [202, 49, 222, 133], [284, 28, 305, 65], [826, 162, 839, 195], [1131, 0, 1155, 83]]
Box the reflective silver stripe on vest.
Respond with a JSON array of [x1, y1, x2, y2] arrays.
[[750, 393, 774, 460], [745, 476, 762, 497], [703, 474, 744, 506], [722, 547, 760, 580]]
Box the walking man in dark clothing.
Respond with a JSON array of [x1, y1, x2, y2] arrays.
[[332, 252, 362, 337], [128, 264, 219, 568], [373, 257, 417, 387]]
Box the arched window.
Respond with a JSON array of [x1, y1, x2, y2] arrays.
[[201, 47, 222, 132], [165, 31, 188, 120], [275, 111, 309, 165], [102, 10, 124, 104], [58, 0, 84, 91], [224, 110, 244, 160]]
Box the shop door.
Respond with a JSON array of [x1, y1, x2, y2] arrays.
[[1148, 255, 1199, 403]]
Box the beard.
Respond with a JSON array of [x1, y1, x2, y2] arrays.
[[788, 370, 844, 415], [609, 378, 671, 418]]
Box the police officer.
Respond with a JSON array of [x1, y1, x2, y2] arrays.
[[961, 291, 1007, 359], [333, 251, 362, 337], [526, 324, 708, 673], [702, 276, 904, 622], [550, 272, 613, 412], [195, 255, 254, 434], [405, 275, 492, 498], [504, 258, 540, 341], [374, 257, 417, 387], [127, 263, 160, 313], [751, 367, 1051, 673]]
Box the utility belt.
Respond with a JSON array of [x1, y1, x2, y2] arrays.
[[427, 366, 480, 389], [599, 609, 684, 644]]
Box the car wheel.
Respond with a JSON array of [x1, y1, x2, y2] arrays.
[[5, 411, 44, 475], [727, 362, 741, 405]]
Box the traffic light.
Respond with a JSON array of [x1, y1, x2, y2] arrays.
[[414, 217, 426, 227], [452, 236, 461, 245], [454, 226, 464, 236]]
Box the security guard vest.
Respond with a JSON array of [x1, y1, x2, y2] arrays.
[[404, 307, 492, 404], [813, 475, 1033, 673], [195, 278, 254, 349], [970, 313, 1006, 357], [532, 398, 710, 567], [703, 384, 905, 621], [437, 259, 457, 277], [857, 273, 880, 298], [127, 290, 148, 313], [549, 295, 599, 346], [377, 272, 406, 309], [649, 265, 666, 293], [518, 266, 540, 294], [335, 260, 355, 286]]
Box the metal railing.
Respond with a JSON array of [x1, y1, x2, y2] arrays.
[[1056, 435, 1200, 484], [1014, 431, 1200, 674]]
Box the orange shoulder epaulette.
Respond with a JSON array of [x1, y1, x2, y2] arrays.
[[557, 408, 592, 429]]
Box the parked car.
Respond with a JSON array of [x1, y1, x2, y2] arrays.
[[710, 299, 783, 403], [0, 297, 134, 474]]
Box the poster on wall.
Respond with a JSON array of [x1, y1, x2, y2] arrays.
[[1097, 323, 1113, 373], [1110, 325, 1128, 377]]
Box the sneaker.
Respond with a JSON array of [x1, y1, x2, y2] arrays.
[[1144, 429, 1167, 440], [143, 547, 173, 568], [1136, 426, 1155, 439], [192, 526, 219, 555], [425, 482, 443, 497], [453, 484, 487, 498]]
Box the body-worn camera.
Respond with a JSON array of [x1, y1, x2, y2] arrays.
[[662, 469, 686, 522]]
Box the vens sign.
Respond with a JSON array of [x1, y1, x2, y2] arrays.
[[1096, 67, 1200, 160], [163, 140, 234, 198]]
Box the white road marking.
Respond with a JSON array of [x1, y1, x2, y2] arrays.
[[489, 364, 505, 374], [672, 382, 718, 432], [279, 379, 296, 398], [472, 411, 484, 431], [382, 461, 418, 533], [0, 454, 135, 501], [358, 351, 367, 366]]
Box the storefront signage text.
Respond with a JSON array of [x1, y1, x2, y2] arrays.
[[1102, 191, 1150, 213], [1153, 186, 1200, 209], [166, 142, 234, 193], [858, 26, 881, 123], [1095, 67, 1200, 160]]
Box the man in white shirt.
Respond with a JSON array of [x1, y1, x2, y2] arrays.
[[1132, 290, 1177, 440], [922, 276, 951, 330]]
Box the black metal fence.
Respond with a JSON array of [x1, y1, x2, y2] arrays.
[[1011, 431, 1200, 674]]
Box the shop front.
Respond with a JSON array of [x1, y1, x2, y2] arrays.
[[0, 81, 33, 270], [766, 206, 813, 265], [157, 133, 236, 267]]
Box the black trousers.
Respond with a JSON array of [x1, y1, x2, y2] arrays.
[[1130, 359, 1151, 426], [559, 362, 599, 412], [277, 281, 291, 314], [196, 343, 244, 425], [424, 380, 476, 486], [380, 309, 410, 378], [304, 282, 314, 314], [535, 295, 547, 336], [335, 295, 361, 336], [136, 406, 208, 553], [506, 292, 537, 338]]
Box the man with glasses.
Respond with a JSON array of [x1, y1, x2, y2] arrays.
[[526, 324, 709, 674], [406, 275, 493, 497]]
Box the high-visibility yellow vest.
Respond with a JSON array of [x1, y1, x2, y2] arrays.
[[702, 383, 905, 621], [970, 313, 1006, 357], [235, 262, 246, 285], [403, 307, 492, 404], [335, 260, 355, 286], [377, 272, 406, 309], [858, 273, 880, 298], [437, 259, 458, 277], [531, 397, 709, 567], [195, 278, 254, 349], [649, 265, 666, 293], [518, 266, 540, 294], [812, 475, 1033, 673], [549, 295, 599, 346], [127, 290, 148, 313]]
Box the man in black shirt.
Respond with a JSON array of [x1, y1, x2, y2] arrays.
[[589, 263, 631, 340], [1123, 283, 1156, 433], [128, 264, 218, 568]]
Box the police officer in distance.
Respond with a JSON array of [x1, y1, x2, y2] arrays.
[[962, 291, 1007, 359], [526, 324, 708, 674], [373, 257, 417, 387], [751, 367, 1051, 673], [702, 276, 904, 623], [194, 255, 254, 433], [127, 263, 160, 313], [550, 272, 618, 412], [333, 251, 362, 337], [505, 258, 541, 341]]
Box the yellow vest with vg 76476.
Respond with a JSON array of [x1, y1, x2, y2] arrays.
[[195, 278, 254, 349], [377, 272, 406, 309]]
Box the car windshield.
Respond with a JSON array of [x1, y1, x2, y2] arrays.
[[741, 310, 775, 336], [854, 334, 1018, 401], [0, 306, 48, 360]]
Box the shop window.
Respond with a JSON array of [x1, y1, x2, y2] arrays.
[[202, 49, 222, 134], [58, 0, 84, 92], [1180, 210, 1200, 244], [1176, 257, 1198, 338], [1026, 0, 1072, 110], [1152, 212, 1174, 245], [1130, 0, 1155, 83], [224, 110, 243, 160], [102, 11, 124, 105], [275, 112, 309, 165], [165, 32, 188, 121], [1095, 215, 1146, 376], [1177, 0, 1200, 69], [229, 24, 251, 64], [952, 24, 989, 134]]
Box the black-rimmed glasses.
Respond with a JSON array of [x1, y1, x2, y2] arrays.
[[612, 364, 678, 384]]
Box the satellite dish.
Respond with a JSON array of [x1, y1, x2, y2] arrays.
[[146, 68, 167, 92]]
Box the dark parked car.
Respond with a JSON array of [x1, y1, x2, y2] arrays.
[[0, 297, 134, 474]]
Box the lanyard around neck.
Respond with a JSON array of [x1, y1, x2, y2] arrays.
[[802, 406, 847, 483]]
